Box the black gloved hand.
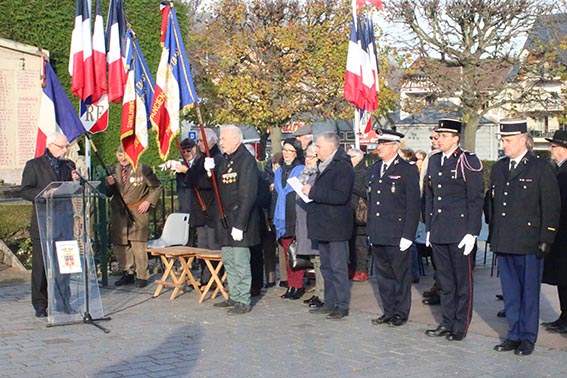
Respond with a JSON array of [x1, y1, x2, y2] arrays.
[[536, 242, 551, 259]]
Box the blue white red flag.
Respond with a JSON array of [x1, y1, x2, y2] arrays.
[[150, 2, 200, 160], [81, 0, 109, 134], [106, 0, 127, 103], [120, 29, 156, 169], [36, 61, 86, 157], [69, 0, 95, 102]]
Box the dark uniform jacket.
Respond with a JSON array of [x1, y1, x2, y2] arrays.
[[214, 143, 261, 247], [307, 147, 354, 242], [488, 152, 560, 255], [106, 163, 162, 244], [367, 155, 421, 246], [21, 153, 75, 239], [543, 161, 567, 285], [185, 144, 222, 228], [424, 147, 484, 244]]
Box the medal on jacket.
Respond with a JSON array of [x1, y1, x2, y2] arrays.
[[391, 182, 396, 194]]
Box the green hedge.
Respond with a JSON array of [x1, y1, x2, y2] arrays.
[[0, 203, 32, 239]]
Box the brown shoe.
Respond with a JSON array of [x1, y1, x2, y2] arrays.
[[422, 284, 439, 298]]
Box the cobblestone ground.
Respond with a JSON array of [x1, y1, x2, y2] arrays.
[[1, 274, 567, 378]]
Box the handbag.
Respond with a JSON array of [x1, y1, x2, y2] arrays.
[[355, 196, 368, 226], [287, 239, 313, 270]]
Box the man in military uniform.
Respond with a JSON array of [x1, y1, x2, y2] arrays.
[[424, 119, 484, 341], [489, 119, 560, 355], [367, 130, 421, 327], [106, 147, 162, 288], [542, 130, 567, 334], [206, 125, 260, 315]]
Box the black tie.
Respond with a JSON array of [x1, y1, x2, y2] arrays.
[[381, 163, 388, 177], [509, 160, 516, 172], [442, 156, 448, 166]]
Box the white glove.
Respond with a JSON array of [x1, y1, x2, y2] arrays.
[[231, 227, 243, 241], [399, 238, 412, 252], [204, 157, 215, 171], [425, 231, 431, 247], [458, 234, 476, 256], [159, 160, 179, 172]]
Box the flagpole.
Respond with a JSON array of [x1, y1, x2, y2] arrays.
[[354, 109, 361, 149]]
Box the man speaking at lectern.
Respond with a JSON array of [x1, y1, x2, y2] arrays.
[[21, 132, 79, 318]]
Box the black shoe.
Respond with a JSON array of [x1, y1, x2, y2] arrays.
[[326, 307, 349, 320], [494, 339, 521, 352], [250, 287, 262, 297], [309, 306, 333, 315], [425, 325, 452, 337], [114, 272, 135, 286], [281, 287, 295, 299], [388, 314, 406, 327], [496, 294, 504, 301], [264, 282, 276, 288], [227, 302, 252, 315], [279, 280, 288, 288], [542, 318, 562, 328], [422, 294, 440, 305], [514, 340, 535, 356], [303, 295, 317, 304], [135, 279, 148, 288], [371, 314, 392, 325], [213, 299, 236, 308], [497, 309, 506, 318], [308, 297, 324, 309], [446, 331, 466, 341], [35, 309, 48, 318], [289, 288, 305, 300], [547, 323, 567, 333]]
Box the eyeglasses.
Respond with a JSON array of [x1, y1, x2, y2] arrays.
[[182, 149, 194, 153], [282, 148, 296, 153], [305, 155, 317, 159], [377, 141, 397, 145], [197, 139, 204, 143], [51, 142, 69, 150], [429, 136, 439, 140]]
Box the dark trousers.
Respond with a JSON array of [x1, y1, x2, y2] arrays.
[[559, 285, 567, 321], [31, 238, 47, 311], [262, 229, 277, 284], [319, 241, 351, 310], [371, 245, 411, 320], [249, 244, 264, 290], [197, 225, 223, 284], [349, 232, 369, 273], [432, 243, 473, 333], [499, 253, 543, 343]]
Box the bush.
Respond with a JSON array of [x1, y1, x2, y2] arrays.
[[0, 202, 32, 239]]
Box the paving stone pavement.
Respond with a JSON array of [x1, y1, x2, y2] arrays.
[[1, 265, 567, 378]]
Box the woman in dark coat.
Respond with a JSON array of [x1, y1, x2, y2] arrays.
[[273, 138, 305, 299]]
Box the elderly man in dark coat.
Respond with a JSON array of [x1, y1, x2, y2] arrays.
[[542, 130, 567, 334], [489, 119, 560, 356], [302, 132, 354, 320], [207, 125, 260, 315], [21, 132, 79, 318]]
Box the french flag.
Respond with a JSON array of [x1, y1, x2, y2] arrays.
[[69, 0, 95, 102], [150, 2, 199, 160], [106, 0, 127, 103], [121, 29, 156, 169], [36, 62, 85, 157], [344, 16, 364, 110], [80, 0, 109, 134]]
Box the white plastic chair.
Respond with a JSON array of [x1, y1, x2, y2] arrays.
[[147, 213, 190, 249]]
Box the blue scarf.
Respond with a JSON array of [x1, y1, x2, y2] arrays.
[[273, 164, 304, 239]]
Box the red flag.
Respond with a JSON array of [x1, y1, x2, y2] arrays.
[[106, 0, 127, 103], [69, 0, 95, 101], [356, 0, 384, 11]]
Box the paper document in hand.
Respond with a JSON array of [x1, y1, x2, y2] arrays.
[[287, 176, 312, 203]]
